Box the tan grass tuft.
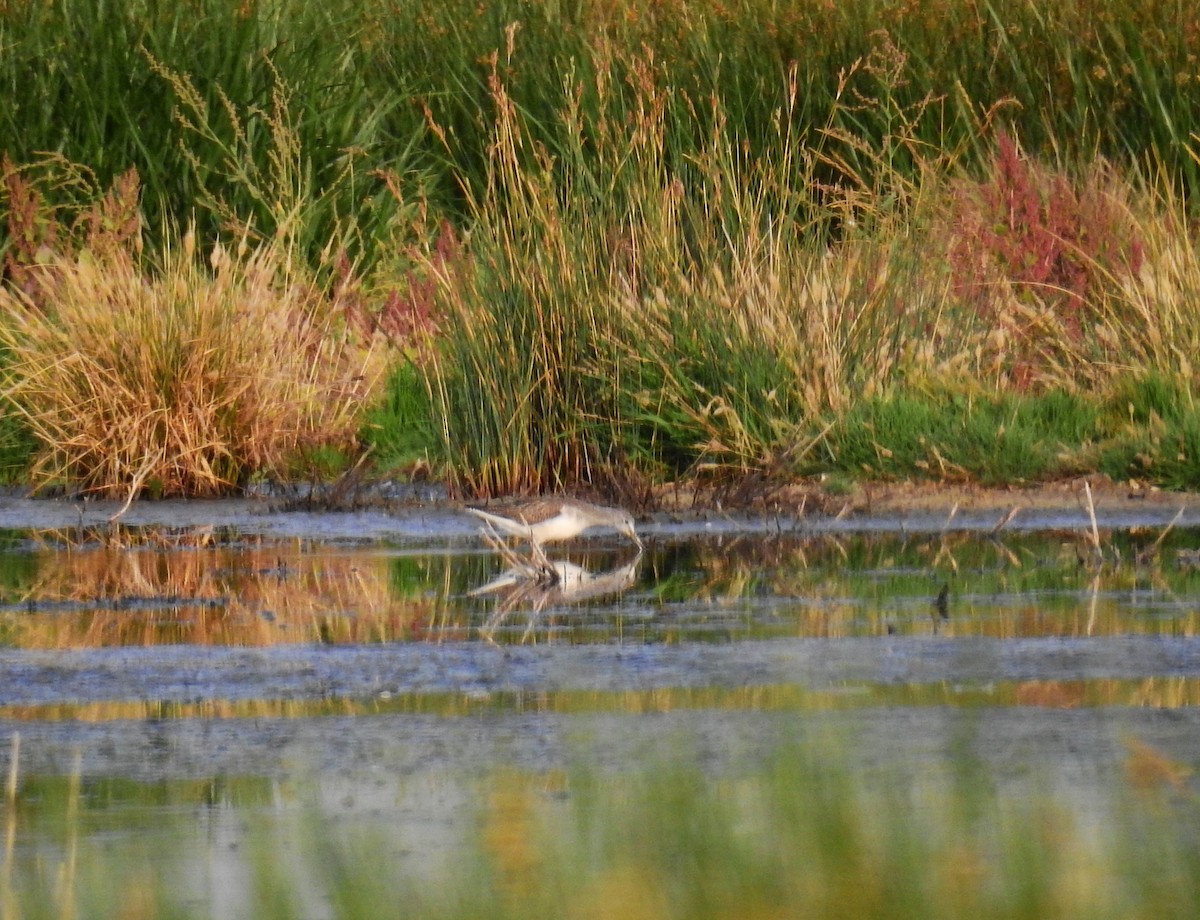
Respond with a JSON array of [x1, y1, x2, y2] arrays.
[[0, 230, 386, 497]]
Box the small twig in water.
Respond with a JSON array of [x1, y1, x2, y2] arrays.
[[943, 502, 959, 532], [1150, 506, 1187, 556], [990, 505, 1021, 536], [1083, 481, 1103, 563], [5, 733, 18, 804]]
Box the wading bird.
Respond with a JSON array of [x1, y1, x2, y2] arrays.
[[465, 497, 642, 550]]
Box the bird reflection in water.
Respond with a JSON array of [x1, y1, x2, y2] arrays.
[[468, 515, 642, 644]]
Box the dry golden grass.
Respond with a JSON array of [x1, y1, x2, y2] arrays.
[[0, 229, 387, 497]]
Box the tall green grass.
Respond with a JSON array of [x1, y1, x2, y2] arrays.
[[414, 45, 955, 495], [412, 33, 1200, 495], [0, 0, 427, 266], [4, 0, 1199, 264], [5, 0, 1200, 495], [381, 0, 1191, 495], [358, 0, 1200, 205]]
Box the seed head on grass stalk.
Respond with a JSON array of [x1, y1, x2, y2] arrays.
[[415, 53, 633, 499]]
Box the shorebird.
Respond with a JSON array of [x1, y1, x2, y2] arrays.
[[465, 497, 642, 549]]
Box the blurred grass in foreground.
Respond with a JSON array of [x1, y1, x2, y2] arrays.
[[2, 735, 1198, 919]]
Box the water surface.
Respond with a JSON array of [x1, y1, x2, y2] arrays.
[[2, 494, 1199, 917]]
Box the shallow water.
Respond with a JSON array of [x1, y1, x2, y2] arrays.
[[2, 494, 1199, 917]]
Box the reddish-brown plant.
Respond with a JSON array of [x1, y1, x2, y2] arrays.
[[947, 130, 1144, 340], [337, 221, 454, 354], [1, 156, 60, 304]]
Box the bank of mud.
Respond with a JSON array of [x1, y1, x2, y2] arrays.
[[3, 474, 1200, 542]]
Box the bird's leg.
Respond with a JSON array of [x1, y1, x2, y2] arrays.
[[482, 524, 536, 573]]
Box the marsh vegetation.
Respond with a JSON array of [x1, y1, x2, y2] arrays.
[[1, 0, 1200, 498], [4, 5, 1200, 911]]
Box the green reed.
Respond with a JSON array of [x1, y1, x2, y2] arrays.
[[408, 35, 957, 492], [4, 0, 1199, 264], [0, 0, 424, 266], [364, 0, 1200, 199], [4, 0, 1200, 494], [374, 61, 1200, 494]]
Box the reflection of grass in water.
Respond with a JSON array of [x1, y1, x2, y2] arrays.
[[0, 535, 458, 648], [7, 525, 1200, 648], [3, 766, 274, 919], [4, 737, 1198, 920], [3, 676, 1200, 723], [650, 529, 1200, 639]]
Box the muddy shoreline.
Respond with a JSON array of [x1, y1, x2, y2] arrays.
[[3, 476, 1200, 542]]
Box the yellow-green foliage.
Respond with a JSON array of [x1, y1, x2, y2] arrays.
[[416, 50, 957, 491], [7, 741, 1199, 920], [0, 231, 386, 497], [5, 0, 1200, 494]]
